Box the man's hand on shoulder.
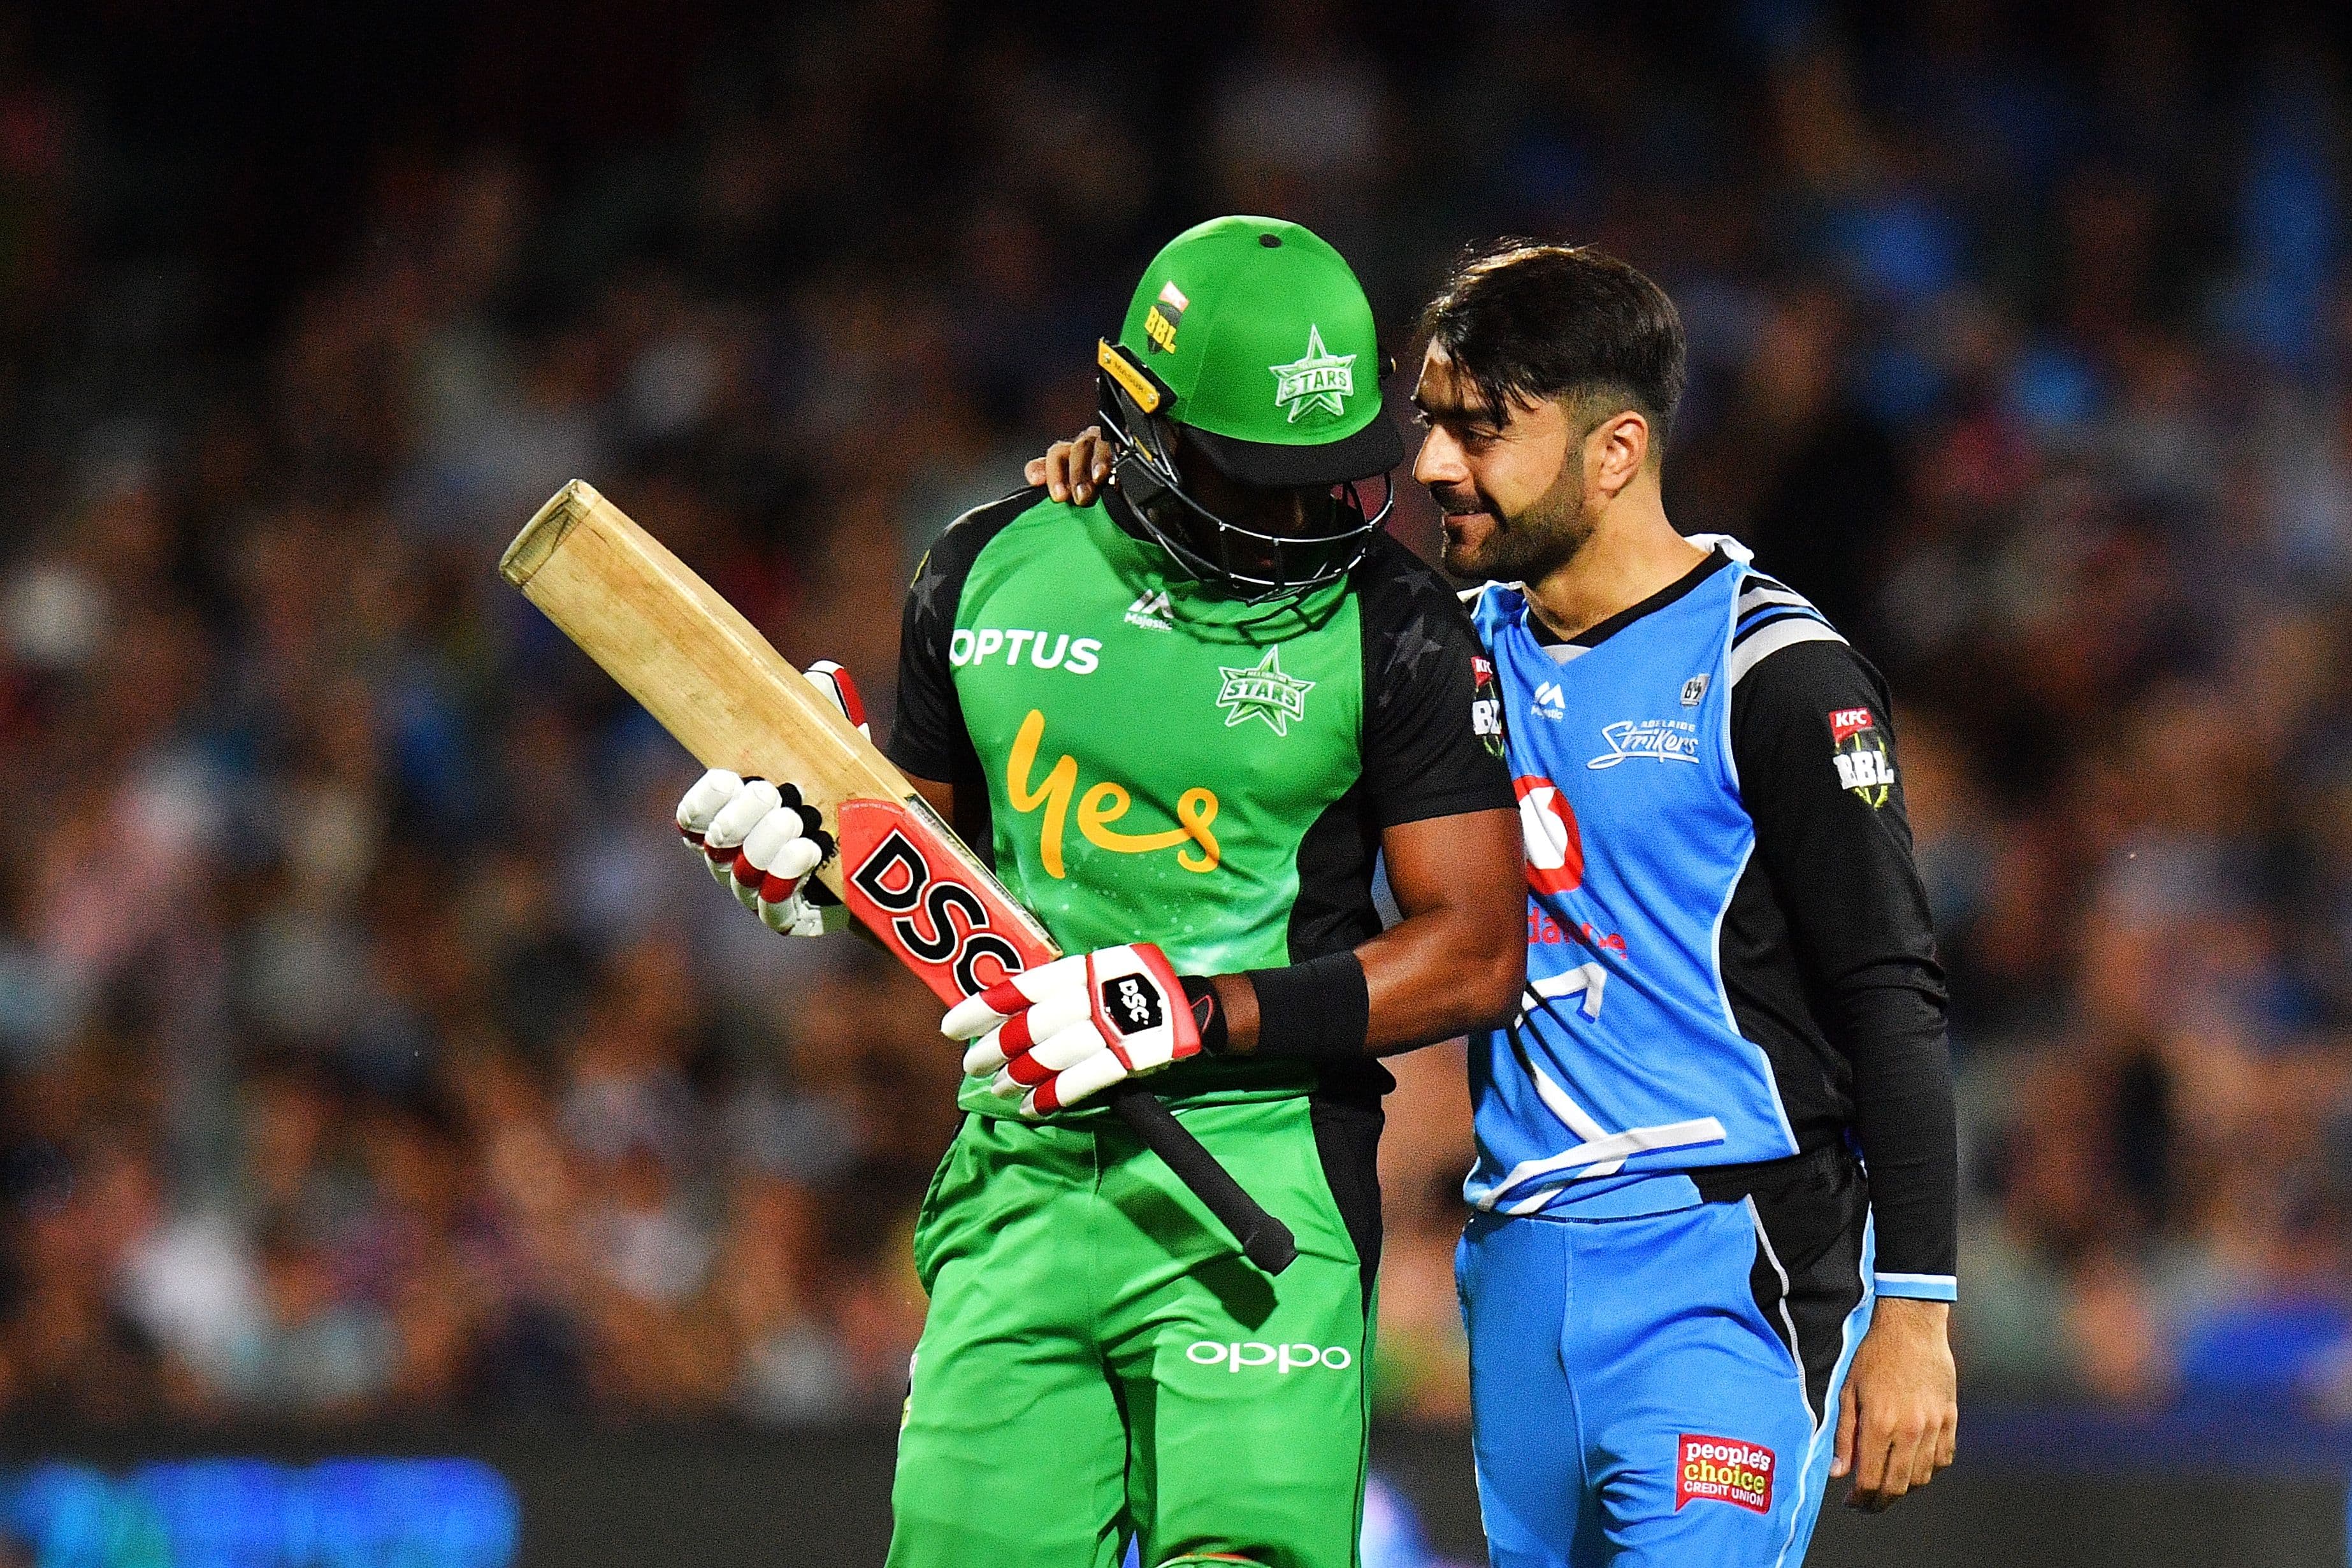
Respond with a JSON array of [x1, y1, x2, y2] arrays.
[[1832, 1296, 1958, 1511], [944, 942, 1204, 1115], [1023, 426, 1114, 505]]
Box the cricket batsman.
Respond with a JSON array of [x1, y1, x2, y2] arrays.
[[679, 216, 1524, 1567], [1035, 240, 1959, 1565]]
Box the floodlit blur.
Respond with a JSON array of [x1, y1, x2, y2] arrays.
[[0, 1, 2349, 1425]]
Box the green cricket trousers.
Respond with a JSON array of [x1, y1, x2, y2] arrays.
[[886, 1094, 1382, 1568]]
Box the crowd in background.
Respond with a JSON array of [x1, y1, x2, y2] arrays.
[[2, 0, 2351, 1426]]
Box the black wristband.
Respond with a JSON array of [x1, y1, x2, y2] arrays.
[[1243, 951, 1370, 1064], [1178, 975, 1230, 1054]]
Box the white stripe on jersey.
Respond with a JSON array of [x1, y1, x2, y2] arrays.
[[1729, 616, 1846, 685], [1736, 585, 1815, 615]]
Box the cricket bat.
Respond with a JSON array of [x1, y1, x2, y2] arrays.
[[500, 480, 1297, 1274]]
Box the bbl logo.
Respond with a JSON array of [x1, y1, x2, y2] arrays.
[[1828, 707, 1894, 807], [1144, 280, 1188, 354], [1471, 655, 1508, 759]]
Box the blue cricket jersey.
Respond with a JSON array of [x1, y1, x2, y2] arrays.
[[1461, 540, 1956, 1298]]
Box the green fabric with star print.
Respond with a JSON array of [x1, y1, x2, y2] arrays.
[[885, 484, 1512, 1119]]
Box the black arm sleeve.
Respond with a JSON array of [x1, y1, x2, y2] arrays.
[[1353, 534, 1515, 828], [883, 489, 1037, 838], [884, 544, 970, 784], [1731, 639, 1957, 1285]]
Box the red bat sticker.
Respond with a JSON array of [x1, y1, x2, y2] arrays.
[[835, 796, 1057, 1003]]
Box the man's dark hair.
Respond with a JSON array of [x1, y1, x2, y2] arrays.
[[1418, 239, 1687, 459]]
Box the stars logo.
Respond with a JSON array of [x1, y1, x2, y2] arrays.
[[1215, 647, 1317, 736], [1269, 325, 1355, 423]]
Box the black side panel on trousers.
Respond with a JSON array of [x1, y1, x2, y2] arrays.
[[1309, 1094, 1384, 1313], [1699, 1146, 1869, 1426]]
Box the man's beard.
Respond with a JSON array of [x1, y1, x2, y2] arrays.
[[1435, 461, 1595, 583]]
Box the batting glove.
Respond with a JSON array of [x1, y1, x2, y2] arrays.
[[943, 943, 1202, 1116], [674, 663, 864, 936]]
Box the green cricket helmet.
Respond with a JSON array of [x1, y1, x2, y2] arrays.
[[1095, 215, 1403, 601]]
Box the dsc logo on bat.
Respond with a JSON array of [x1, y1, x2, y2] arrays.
[[837, 797, 1051, 1002]]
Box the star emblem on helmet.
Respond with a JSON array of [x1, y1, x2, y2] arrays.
[[1269, 325, 1355, 423], [1215, 646, 1317, 735]]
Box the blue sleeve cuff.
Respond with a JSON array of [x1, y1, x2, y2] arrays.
[[1873, 1272, 1957, 1302]]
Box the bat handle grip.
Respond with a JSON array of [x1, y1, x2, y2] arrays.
[[1104, 1082, 1299, 1276]]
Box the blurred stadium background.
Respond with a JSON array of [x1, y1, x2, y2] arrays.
[[3, 0, 2352, 1562]]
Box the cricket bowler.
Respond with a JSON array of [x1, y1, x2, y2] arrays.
[[1035, 240, 1960, 1566], [679, 216, 1523, 1567], [1423, 241, 1958, 1566]]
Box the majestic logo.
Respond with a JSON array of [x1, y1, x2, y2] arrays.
[[1006, 710, 1220, 878], [1144, 280, 1188, 354], [1471, 655, 1508, 759], [1828, 707, 1894, 806], [1675, 1435, 1775, 1514], [1514, 775, 1584, 895], [1216, 646, 1316, 735], [1185, 1341, 1355, 1373], [1682, 674, 1709, 707], [1532, 680, 1567, 718], [1589, 718, 1701, 768], [1269, 325, 1355, 423], [950, 628, 1103, 674], [1125, 589, 1174, 631]]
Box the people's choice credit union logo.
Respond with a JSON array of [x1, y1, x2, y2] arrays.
[[1675, 1434, 1775, 1514]]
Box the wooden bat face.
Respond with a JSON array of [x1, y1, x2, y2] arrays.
[[501, 480, 1058, 1005]]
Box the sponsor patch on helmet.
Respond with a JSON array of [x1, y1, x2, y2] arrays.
[[1145, 280, 1188, 354]]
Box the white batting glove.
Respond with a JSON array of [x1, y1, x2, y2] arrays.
[[943, 943, 1202, 1116], [677, 770, 838, 935], [673, 663, 867, 937]]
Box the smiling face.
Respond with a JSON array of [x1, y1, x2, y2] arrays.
[[1410, 342, 1597, 583]]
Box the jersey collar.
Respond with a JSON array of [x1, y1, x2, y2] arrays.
[[1525, 546, 1735, 654]]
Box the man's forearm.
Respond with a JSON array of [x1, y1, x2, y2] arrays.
[[1841, 975, 1959, 1296], [1204, 906, 1522, 1060]]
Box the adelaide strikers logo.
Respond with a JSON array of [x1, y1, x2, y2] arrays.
[[1515, 775, 1584, 895], [1828, 707, 1894, 807]]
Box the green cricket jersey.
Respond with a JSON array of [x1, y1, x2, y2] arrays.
[[886, 486, 1511, 1118]]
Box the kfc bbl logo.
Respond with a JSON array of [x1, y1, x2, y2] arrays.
[[1828, 707, 1894, 807], [1471, 655, 1508, 760]]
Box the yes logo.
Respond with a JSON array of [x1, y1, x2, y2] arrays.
[[1007, 710, 1221, 879]]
